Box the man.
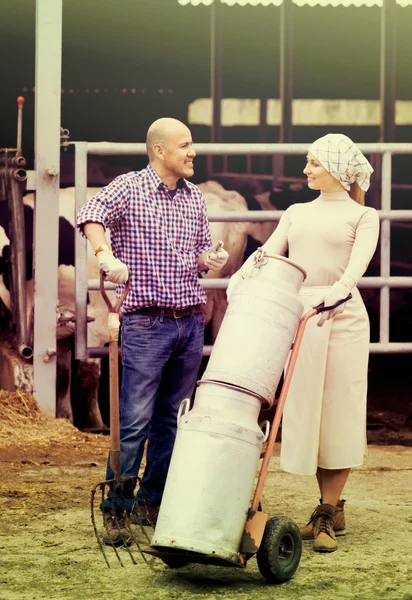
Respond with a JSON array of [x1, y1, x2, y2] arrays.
[[76, 118, 229, 545]]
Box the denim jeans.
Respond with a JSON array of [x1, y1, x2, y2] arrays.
[[103, 310, 205, 514]]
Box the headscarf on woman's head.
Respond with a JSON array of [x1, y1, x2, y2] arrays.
[[307, 133, 374, 192]]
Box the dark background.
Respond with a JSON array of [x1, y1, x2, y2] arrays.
[[1, 0, 411, 180], [1, 0, 412, 426]]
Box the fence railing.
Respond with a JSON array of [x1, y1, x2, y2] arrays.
[[73, 141, 412, 358]]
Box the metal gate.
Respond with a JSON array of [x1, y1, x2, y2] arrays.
[[72, 141, 412, 359]]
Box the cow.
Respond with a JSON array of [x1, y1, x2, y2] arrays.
[[0, 188, 114, 430], [198, 181, 251, 341], [60, 153, 128, 187]]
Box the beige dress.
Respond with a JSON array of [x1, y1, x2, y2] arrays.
[[262, 191, 380, 475]]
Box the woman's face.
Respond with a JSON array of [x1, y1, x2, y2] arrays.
[[303, 152, 345, 193]]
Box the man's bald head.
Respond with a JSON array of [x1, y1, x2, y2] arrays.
[[146, 118, 191, 161], [146, 118, 196, 184]]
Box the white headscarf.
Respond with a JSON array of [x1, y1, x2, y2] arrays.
[[308, 133, 374, 192]]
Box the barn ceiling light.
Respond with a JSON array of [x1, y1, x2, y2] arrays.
[[177, 0, 412, 6]]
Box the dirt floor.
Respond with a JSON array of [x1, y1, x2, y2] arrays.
[[0, 391, 412, 600]]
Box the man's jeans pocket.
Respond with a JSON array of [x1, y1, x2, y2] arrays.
[[122, 315, 159, 331]]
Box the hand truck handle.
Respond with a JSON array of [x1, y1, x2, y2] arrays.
[[314, 293, 352, 313]]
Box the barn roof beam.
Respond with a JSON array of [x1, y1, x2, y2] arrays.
[[177, 0, 412, 6]]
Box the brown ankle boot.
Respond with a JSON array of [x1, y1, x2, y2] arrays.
[[313, 503, 337, 553], [334, 499, 346, 536], [300, 498, 346, 539]]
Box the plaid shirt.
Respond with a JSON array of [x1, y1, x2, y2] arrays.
[[76, 164, 213, 312]]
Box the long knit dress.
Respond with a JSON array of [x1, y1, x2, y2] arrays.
[[262, 191, 380, 475]]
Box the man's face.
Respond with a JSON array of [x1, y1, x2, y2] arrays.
[[161, 127, 196, 180]]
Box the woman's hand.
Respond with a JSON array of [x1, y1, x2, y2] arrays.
[[313, 281, 351, 327]]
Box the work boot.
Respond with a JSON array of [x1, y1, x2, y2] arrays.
[[130, 504, 160, 527], [312, 503, 337, 553], [102, 511, 133, 547], [300, 499, 346, 539], [334, 499, 346, 536]]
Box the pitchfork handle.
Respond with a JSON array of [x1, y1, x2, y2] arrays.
[[99, 270, 130, 482], [99, 270, 131, 314]]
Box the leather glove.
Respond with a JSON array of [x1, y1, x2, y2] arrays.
[[313, 281, 351, 328], [205, 244, 229, 271], [226, 272, 244, 303], [97, 251, 129, 284]]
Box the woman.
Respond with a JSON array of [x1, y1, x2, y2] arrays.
[[227, 133, 380, 553]]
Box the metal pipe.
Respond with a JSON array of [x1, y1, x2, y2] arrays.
[[0, 155, 26, 167], [0, 167, 27, 182], [279, 0, 293, 144], [81, 141, 412, 156], [209, 0, 223, 175], [16, 96, 25, 157], [259, 99, 267, 173], [67, 208, 412, 225], [11, 168, 27, 182], [201, 209, 412, 223], [85, 342, 412, 359], [9, 178, 32, 359], [207, 1, 216, 177], [17, 343, 33, 360], [86, 276, 412, 292], [215, 0, 223, 154], [370, 343, 412, 354], [380, 0, 396, 143], [209, 173, 412, 189], [380, 151, 392, 345], [74, 142, 89, 360]]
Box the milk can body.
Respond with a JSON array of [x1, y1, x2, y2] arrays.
[[203, 254, 306, 406], [151, 382, 266, 561]]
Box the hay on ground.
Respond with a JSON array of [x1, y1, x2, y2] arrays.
[[0, 390, 106, 449]]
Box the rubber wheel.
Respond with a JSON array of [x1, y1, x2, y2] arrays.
[[161, 557, 189, 569], [256, 516, 302, 583]]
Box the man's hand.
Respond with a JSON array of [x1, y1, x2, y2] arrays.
[[313, 281, 351, 327], [97, 251, 129, 284], [204, 242, 229, 271]]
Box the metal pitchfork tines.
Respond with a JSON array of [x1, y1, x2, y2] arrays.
[[90, 271, 156, 569]]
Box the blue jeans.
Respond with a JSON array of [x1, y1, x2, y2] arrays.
[[103, 311, 205, 514]]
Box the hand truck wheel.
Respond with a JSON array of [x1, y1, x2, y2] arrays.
[[256, 516, 302, 583]]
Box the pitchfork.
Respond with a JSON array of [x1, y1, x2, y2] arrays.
[[90, 271, 155, 568]]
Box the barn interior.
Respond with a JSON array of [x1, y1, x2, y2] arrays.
[[0, 0, 411, 436], [0, 2, 412, 599]]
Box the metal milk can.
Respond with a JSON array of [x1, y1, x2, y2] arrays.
[[203, 252, 306, 406], [151, 381, 269, 561]]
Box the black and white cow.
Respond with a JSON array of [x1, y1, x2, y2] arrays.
[[0, 188, 114, 429]]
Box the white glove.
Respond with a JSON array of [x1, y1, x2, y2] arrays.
[[97, 251, 129, 284], [226, 272, 244, 303], [205, 245, 229, 271], [313, 281, 351, 328]]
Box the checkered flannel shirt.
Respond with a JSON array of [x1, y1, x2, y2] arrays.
[[76, 164, 213, 313]]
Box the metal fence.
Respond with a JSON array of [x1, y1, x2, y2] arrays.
[[73, 141, 412, 359]]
